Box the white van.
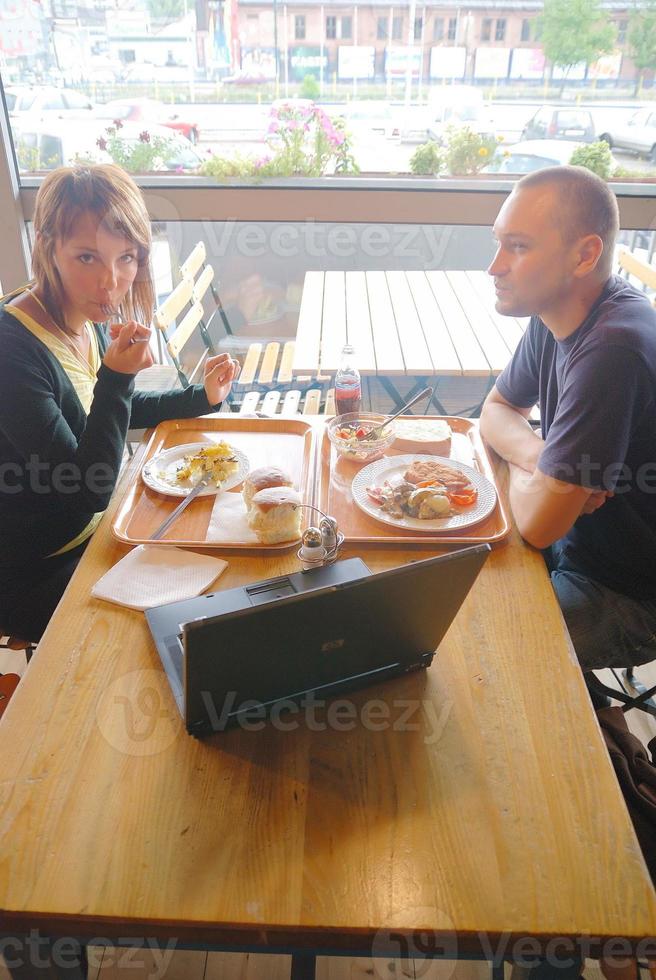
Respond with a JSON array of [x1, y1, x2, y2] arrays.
[[425, 85, 495, 143]]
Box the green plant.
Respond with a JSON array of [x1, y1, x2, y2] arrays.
[[96, 122, 176, 174], [569, 140, 614, 179], [442, 126, 498, 176], [409, 141, 443, 176], [201, 101, 359, 180], [300, 73, 320, 100]]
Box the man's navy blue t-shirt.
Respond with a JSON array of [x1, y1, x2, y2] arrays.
[[496, 274, 656, 599]]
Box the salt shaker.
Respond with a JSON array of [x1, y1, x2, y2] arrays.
[[319, 516, 338, 557], [299, 526, 326, 569]]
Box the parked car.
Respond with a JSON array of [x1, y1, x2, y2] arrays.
[[12, 120, 202, 172], [5, 85, 95, 120], [599, 108, 656, 163], [95, 98, 200, 143], [342, 101, 398, 139], [483, 139, 616, 174], [521, 105, 595, 142], [426, 86, 495, 143]]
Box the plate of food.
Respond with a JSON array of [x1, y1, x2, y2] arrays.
[[142, 441, 250, 498], [352, 454, 497, 532]]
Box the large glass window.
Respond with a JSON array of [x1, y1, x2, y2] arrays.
[[1, 0, 656, 189]]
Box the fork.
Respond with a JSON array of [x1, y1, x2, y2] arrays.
[[101, 305, 150, 344]]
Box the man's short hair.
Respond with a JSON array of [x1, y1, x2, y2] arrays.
[[517, 165, 619, 275]]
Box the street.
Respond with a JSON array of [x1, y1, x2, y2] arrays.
[[179, 99, 654, 175]]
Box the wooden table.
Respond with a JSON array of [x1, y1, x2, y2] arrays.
[[1, 421, 655, 976], [293, 271, 528, 410]]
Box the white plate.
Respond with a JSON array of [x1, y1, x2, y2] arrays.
[[142, 442, 250, 498], [352, 454, 497, 532]]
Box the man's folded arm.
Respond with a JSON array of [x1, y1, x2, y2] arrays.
[[508, 464, 592, 550], [480, 384, 544, 473], [481, 384, 593, 550]]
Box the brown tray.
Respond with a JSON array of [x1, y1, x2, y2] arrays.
[[112, 417, 315, 550], [316, 416, 511, 546]]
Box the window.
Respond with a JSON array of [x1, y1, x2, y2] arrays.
[[495, 18, 506, 41], [341, 16, 352, 39], [618, 19, 628, 43], [414, 16, 423, 40], [377, 17, 387, 39], [521, 19, 531, 41], [326, 15, 336, 39], [433, 17, 444, 40], [481, 18, 492, 41], [447, 17, 457, 40], [392, 16, 403, 40], [295, 15, 305, 39]]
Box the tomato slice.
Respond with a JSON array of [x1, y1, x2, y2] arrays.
[[448, 489, 478, 507]]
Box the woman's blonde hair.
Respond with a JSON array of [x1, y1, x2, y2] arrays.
[[31, 163, 155, 328]]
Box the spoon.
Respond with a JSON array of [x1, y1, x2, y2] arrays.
[[356, 386, 434, 441]]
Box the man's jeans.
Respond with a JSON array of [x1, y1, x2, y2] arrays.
[[543, 541, 656, 671]]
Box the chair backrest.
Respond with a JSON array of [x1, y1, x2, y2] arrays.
[[153, 241, 232, 387], [618, 249, 656, 304]]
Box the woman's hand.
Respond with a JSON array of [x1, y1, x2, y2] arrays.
[[103, 321, 154, 375], [203, 353, 241, 406]]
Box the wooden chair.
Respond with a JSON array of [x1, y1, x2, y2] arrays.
[[228, 340, 334, 415], [618, 248, 656, 302], [137, 241, 230, 393]]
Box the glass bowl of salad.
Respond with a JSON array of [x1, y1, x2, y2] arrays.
[[327, 412, 396, 463]]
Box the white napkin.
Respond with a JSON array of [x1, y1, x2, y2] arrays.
[[206, 491, 260, 544], [91, 545, 227, 611]]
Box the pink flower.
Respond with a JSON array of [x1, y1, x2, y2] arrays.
[[96, 137, 107, 150], [113, 118, 123, 129], [139, 130, 151, 143]]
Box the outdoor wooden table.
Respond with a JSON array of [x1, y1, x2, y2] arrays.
[[293, 271, 528, 411], [0, 419, 655, 979]]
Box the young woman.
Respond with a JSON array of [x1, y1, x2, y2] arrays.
[[0, 163, 239, 642]]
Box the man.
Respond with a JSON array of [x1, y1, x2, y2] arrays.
[[480, 166, 656, 676]]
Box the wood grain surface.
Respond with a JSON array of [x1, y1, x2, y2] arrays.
[[0, 420, 655, 957]]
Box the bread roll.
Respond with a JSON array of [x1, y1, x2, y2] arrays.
[[242, 466, 294, 509], [247, 487, 302, 544]]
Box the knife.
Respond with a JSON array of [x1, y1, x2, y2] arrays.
[[150, 473, 215, 540]]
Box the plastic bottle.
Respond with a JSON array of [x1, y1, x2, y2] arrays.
[[334, 344, 361, 416]]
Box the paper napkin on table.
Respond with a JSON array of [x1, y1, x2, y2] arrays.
[[91, 545, 227, 611], [206, 491, 260, 544]]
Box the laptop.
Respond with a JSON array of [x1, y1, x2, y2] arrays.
[[146, 544, 490, 736]]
